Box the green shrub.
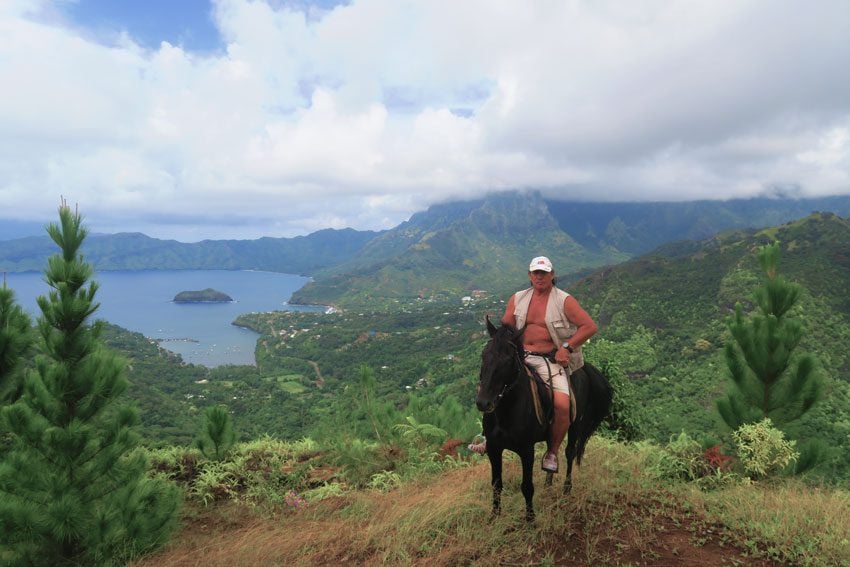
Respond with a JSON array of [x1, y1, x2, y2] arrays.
[[368, 470, 403, 491], [642, 432, 740, 490], [191, 461, 241, 506], [732, 418, 799, 479], [393, 416, 447, 461], [303, 482, 348, 501], [644, 432, 703, 481], [327, 436, 397, 487], [147, 445, 203, 484], [149, 437, 329, 509]]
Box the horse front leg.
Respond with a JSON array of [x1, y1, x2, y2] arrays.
[[520, 447, 536, 522], [487, 448, 503, 517]]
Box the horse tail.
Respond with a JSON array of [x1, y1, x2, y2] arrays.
[[573, 361, 614, 465]]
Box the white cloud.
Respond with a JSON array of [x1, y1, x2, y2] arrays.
[[0, 0, 849, 241]]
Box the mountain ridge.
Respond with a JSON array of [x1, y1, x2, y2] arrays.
[[291, 192, 850, 306], [0, 227, 381, 274], [4, 194, 850, 307]]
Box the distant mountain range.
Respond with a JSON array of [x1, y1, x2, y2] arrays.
[[290, 192, 850, 305], [3, 192, 850, 306], [0, 227, 380, 274]]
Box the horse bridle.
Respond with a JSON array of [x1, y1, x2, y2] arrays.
[[481, 339, 557, 424], [481, 340, 526, 410]]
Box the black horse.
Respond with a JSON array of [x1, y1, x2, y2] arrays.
[[475, 317, 613, 520]]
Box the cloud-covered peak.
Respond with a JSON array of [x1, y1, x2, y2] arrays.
[[1, 0, 848, 241]]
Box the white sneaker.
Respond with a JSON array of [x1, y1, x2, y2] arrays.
[[541, 452, 558, 472]]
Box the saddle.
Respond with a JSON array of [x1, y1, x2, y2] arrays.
[[523, 360, 577, 427]]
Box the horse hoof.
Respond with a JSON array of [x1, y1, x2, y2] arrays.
[[563, 483, 572, 495], [525, 511, 535, 522]]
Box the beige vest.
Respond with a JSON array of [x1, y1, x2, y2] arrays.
[[513, 286, 584, 373]]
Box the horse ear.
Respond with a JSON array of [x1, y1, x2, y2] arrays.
[[485, 314, 498, 337]]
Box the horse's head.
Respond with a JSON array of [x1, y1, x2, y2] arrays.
[[476, 316, 524, 413]]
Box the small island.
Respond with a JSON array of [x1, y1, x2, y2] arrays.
[[173, 288, 233, 303]]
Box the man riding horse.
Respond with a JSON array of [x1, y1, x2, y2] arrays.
[[470, 255, 597, 473]]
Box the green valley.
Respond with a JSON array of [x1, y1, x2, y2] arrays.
[[5, 203, 850, 566], [98, 212, 850, 483]]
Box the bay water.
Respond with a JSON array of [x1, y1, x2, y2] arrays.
[[3, 270, 323, 367]]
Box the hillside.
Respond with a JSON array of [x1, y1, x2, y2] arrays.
[[97, 212, 850, 481], [100, 323, 210, 446], [567, 212, 850, 477], [546, 194, 850, 255], [290, 191, 626, 306], [251, 213, 850, 478], [291, 192, 850, 306], [130, 437, 849, 566]]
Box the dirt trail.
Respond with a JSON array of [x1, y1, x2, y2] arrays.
[[307, 360, 324, 386]]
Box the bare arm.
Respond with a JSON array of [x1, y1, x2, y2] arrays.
[[501, 294, 517, 327], [563, 295, 597, 348], [555, 295, 597, 366]]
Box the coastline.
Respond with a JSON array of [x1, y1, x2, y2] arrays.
[[4, 269, 312, 368]]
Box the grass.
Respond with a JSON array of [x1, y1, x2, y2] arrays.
[[697, 482, 850, 565], [133, 437, 850, 566], [266, 374, 307, 393]]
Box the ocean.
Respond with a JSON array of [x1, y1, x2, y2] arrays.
[[3, 269, 323, 367]]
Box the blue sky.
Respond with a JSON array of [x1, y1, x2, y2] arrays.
[[65, 0, 222, 52], [1, 0, 849, 241], [63, 0, 350, 52]]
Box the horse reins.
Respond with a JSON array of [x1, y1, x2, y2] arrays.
[[480, 339, 522, 409], [493, 342, 524, 405], [485, 342, 555, 427]]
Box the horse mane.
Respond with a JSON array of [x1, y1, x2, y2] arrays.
[[485, 316, 523, 350], [492, 324, 519, 344]]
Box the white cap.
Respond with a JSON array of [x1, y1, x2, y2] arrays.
[[529, 256, 553, 272]]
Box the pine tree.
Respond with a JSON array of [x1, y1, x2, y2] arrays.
[[196, 405, 236, 461], [0, 202, 179, 565], [0, 282, 32, 406], [358, 364, 385, 443], [717, 242, 823, 430]]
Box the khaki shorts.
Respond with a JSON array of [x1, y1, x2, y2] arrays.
[[524, 354, 570, 395]]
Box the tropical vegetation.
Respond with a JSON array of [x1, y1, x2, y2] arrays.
[[2, 201, 850, 564], [0, 203, 178, 565]]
